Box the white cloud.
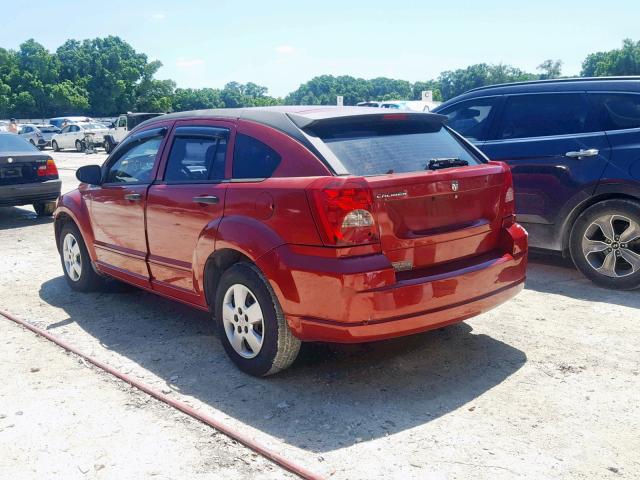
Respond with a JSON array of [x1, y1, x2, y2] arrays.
[[152, 13, 166, 20], [275, 45, 296, 54], [175, 58, 205, 68]]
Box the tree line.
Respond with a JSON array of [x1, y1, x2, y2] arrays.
[[1, 37, 639, 118]]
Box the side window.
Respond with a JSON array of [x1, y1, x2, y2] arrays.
[[105, 136, 163, 184], [70, 125, 80, 133], [60, 126, 70, 134], [440, 97, 498, 141], [164, 127, 229, 182], [591, 93, 640, 131], [118, 117, 127, 128], [496, 93, 593, 140], [232, 134, 281, 179]]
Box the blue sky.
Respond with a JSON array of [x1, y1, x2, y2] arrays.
[[1, 0, 638, 97]]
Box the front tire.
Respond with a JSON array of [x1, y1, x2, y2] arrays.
[[570, 199, 640, 290], [59, 222, 103, 292], [33, 201, 56, 217], [214, 263, 301, 376], [52, 140, 60, 152], [104, 138, 113, 154]]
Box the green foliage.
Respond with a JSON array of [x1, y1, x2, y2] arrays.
[[285, 75, 416, 105], [1, 36, 639, 118], [581, 39, 640, 76], [438, 63, 537, 101], [537, 59, 563, 79]]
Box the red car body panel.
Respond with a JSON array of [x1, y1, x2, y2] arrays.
[[55, 108, 528, 343]]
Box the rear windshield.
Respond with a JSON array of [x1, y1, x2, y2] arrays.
[[310, 119, 481, 176], [0, 134, 38, 152]]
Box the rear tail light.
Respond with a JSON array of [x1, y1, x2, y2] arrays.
[[306, 177, 379, 246], [37, 158, 58, 178], [500, 163, 516, 228]]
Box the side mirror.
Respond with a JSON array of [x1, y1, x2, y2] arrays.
[[76, 165, 102, 185]]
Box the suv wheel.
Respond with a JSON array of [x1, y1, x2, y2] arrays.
[[59, 222, 103, 291], [570, 199, 640, 290], [75, 140, 84, 152], [104, 138, 113, 154], [214, 263, 301, 376], [33, 201, 56, 217]]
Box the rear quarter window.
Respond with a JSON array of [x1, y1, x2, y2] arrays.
[[308, 119, 481, 176], [232, 134, 281, 179], [591, 93, 640, 131]]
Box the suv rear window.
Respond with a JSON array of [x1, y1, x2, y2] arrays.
[[309, 119, 480, 176], [591, 93, 640, 131]]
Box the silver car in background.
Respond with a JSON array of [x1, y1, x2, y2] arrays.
[[19, 124, 61, 150]]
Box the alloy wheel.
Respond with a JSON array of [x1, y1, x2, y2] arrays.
[[581, 214, 640, 277], [221, 284, 265, 359], [62, 233, 82, 281]]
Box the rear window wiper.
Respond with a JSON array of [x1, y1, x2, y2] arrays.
[[426, 158, 469, 170]]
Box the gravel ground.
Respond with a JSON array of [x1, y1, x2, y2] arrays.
[[1, 149, 639, 479]]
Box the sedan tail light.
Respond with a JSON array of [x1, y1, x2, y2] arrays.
[[37, 158, 59, 179], [306, 177, 379, 246]]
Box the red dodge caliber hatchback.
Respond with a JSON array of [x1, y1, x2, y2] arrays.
[[54, 107, 528, 376]]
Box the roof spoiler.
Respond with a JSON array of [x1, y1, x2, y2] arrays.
[[287, 110, 448, 129]]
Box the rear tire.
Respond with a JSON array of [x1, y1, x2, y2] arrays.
[[75, 140, 84, 152], [569, 199, 640, 290], [214, 263, 301, 376], [59, 222, 103, 292], [33, 201, 56, 217], [52, 140, 60, 152]]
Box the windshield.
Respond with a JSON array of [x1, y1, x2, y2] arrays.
[[0, 134, 39, 152], [80, 123, 106, 130], [37, 126, 59, 133], [310, 119, 480, 176]]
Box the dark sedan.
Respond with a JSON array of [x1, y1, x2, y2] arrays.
[[0, 132, 61, 216]]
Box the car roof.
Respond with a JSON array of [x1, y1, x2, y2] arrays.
[[436, 76, 640, 110], [134, 106, 446, 175], [137, 105, 445, 131]]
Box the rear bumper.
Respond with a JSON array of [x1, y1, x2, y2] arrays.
[[0, 179, 61, 206], [258, 224, 528, 343]]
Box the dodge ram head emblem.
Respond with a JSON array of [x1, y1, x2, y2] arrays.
[[451, 180, 459, 192]]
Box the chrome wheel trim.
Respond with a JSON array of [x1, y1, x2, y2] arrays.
[[62, 233, 82, 282], [222, 284, 265, 359], [582, 214, 640, 278]]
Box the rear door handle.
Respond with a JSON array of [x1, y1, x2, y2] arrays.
[[124, 193, 142, 202], [193, 195, 219, 205], [565, 148, 599, 159]]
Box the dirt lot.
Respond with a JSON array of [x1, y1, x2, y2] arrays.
[[1, 149, 639, 479]]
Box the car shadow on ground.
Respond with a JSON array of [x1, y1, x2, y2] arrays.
[[0, 206, 53, 231], [39, 276, 526, 453], [526, 250, 640, 308]]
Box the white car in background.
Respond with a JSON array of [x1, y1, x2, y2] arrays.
[[48, 116, 93, 130], [51, 122, 109, 152]]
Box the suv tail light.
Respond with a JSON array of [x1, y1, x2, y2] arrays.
[[306, 177, 379, 246], [500, 163, 516, 228], [37, 158, 58, 178]]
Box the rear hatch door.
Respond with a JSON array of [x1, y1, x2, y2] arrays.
[[299, 111, 508, 270]]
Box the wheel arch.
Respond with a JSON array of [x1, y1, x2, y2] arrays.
[[197, 215, 286, 310], [561, 190, 640, 254], [54, 192, 96, 260]]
